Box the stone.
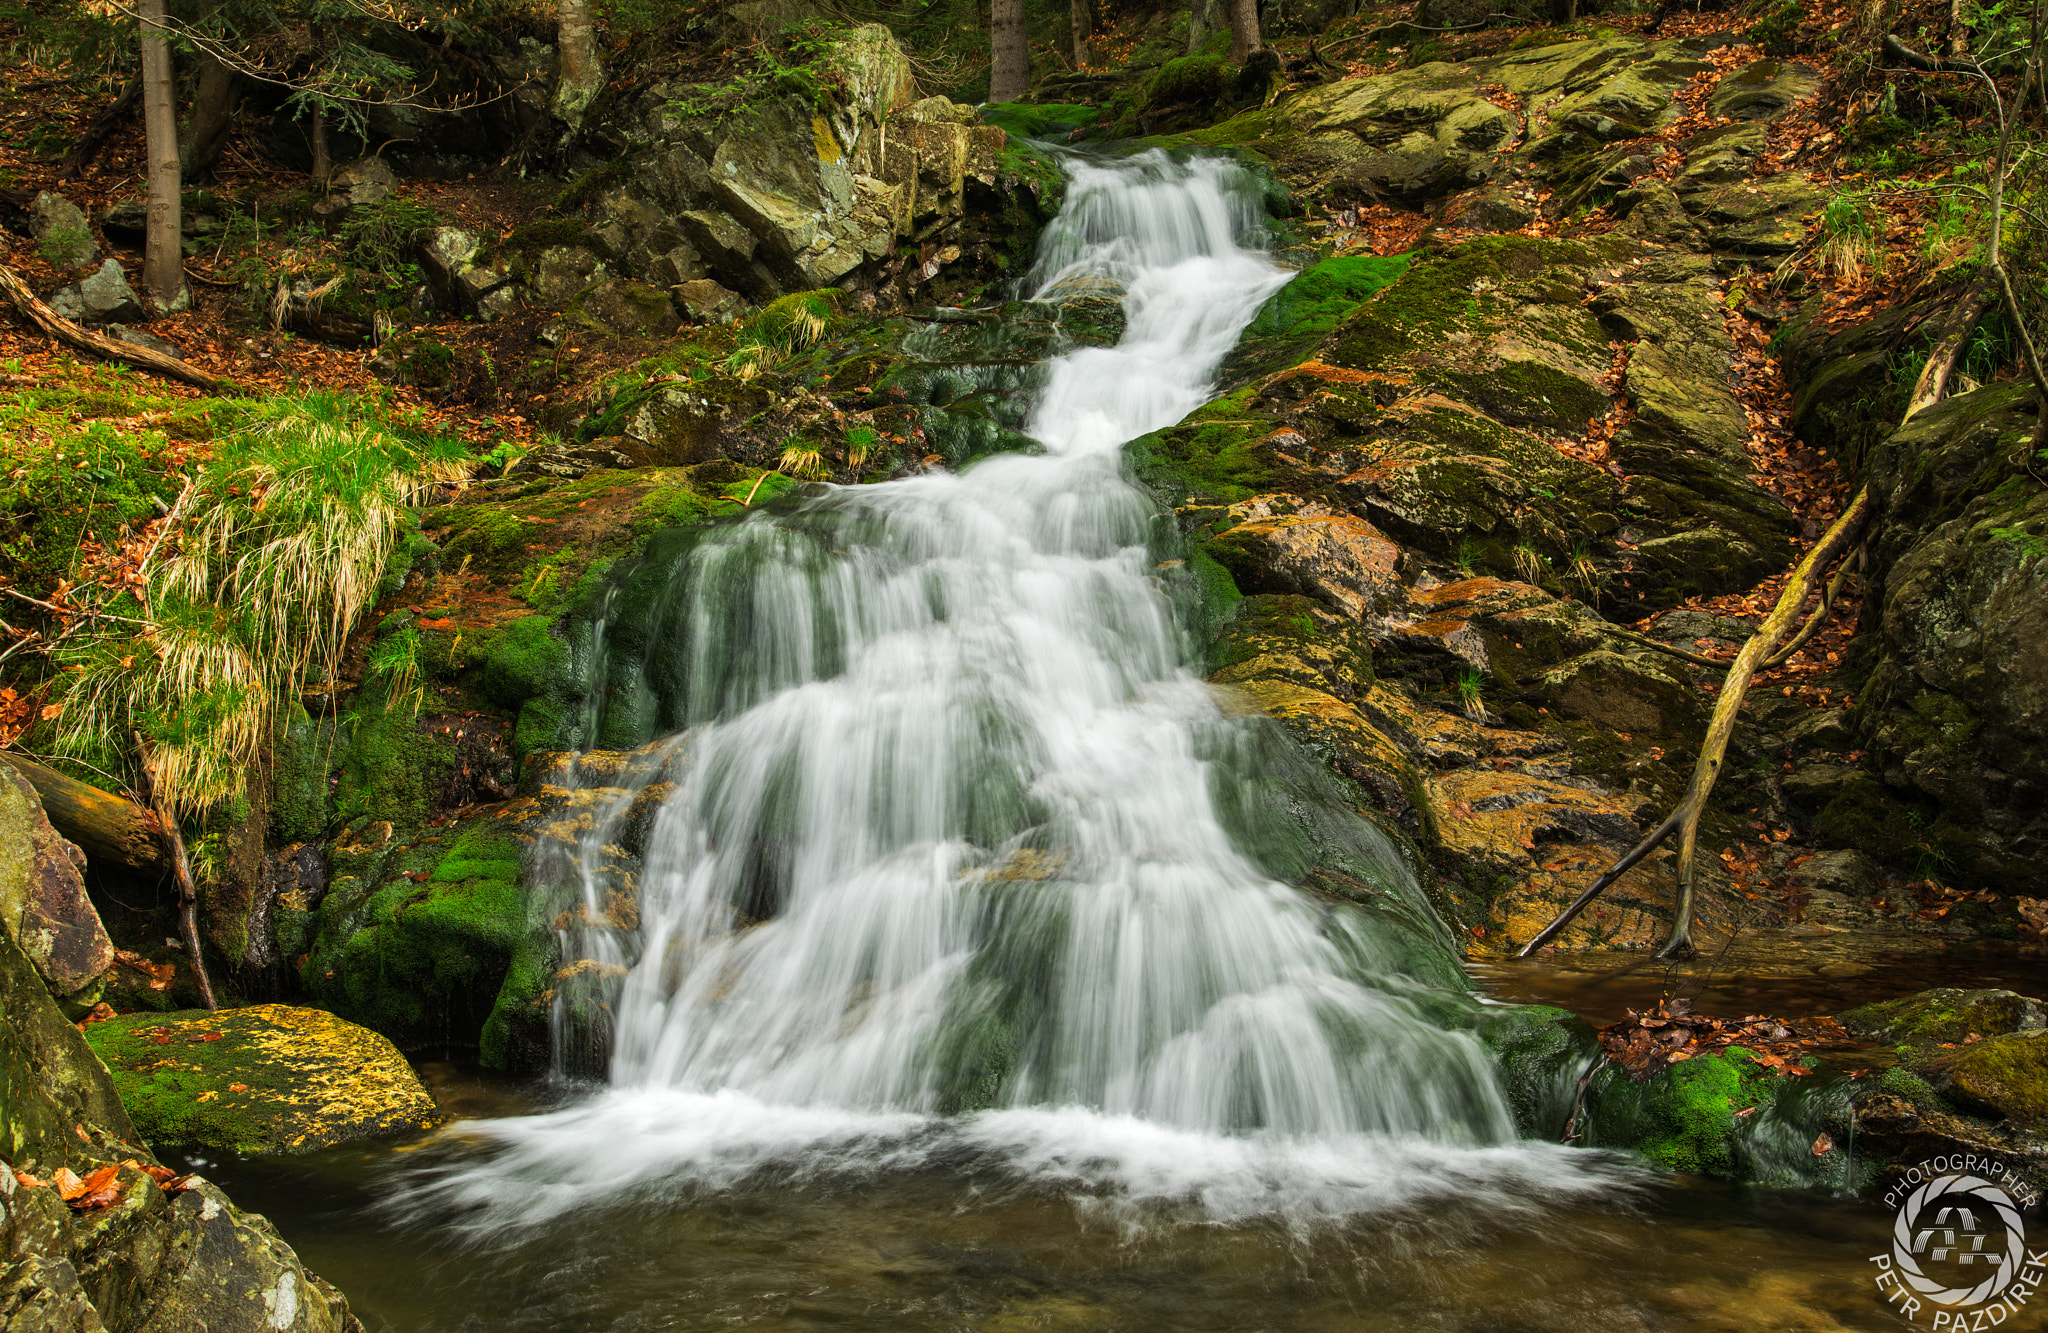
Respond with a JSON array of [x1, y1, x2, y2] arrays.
[[28, 191, 96, 269], [1677, 121, 1769, 188], [1840, 988, 2048, 1047], [2, 914, 359, 1329], [1687, 174, 1825, 254], [83, 1004, 442, 1155], [1206, 512, 1407, 620], [102, 323, 183, 359], [528, 244, 608, 305], [1706, 60, 1820, 122], [574, 278, 678, 338], [0, 766, 112, 1012], [311, 157, 396, 220], [1438, 186, 1536, 232], [676, 277, 746, 322], [1940, 1032, 2048, 1122], [1786, 847, 1880, 899], [47, 259, 143, 325]]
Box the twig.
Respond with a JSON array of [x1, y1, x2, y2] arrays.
[[1604, 624, 1734, 670], [0, 586, 150, 625]]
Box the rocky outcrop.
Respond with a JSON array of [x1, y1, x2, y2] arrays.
[[48, 260, 143, 326], [1, 786, 363, 1332], [82, 1006, 440, 1156], [0, 765, 113, 1016]]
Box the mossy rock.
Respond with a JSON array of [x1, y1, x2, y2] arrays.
[[1936, 1033, 2048, 1122], [83, 1005, 441, 1154], [1227, 254, 1412, 380], [1475, 1003, 1595, 1139], [1581, 1046, 1797, 1176], [1839, 988, 2048, 1048]]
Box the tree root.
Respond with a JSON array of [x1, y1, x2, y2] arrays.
[[133, 739, 217, 1011]]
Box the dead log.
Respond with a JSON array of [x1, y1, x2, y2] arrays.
[[0, 262, 225, 392], [1517, 487, 1873, 959], [0, 753, 168, 877]]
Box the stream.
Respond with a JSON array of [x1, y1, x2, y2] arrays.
[[215, 149, 1947, 1330]]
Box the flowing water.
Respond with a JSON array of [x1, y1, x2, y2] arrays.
[[296, 150, 1923, 1329]]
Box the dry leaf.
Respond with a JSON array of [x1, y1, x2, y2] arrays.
[[1812, 1132, 1834, 1155]]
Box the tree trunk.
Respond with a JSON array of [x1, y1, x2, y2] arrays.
[[0, 754, 169, 878], [1188, 0, 1215, 54], [1228, 0, 1262, 63], [553, 0, 603, 131], [309, 106, 331, 187], [137, 0, 184, 311], [990, 0, 1031, 103], [178, 50, 238, 180], [1071, 0, 1092, 67]]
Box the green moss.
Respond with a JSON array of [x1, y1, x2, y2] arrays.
[[1247, 255, 1412, 345], [1126, 388, 1287, 504], [1323, 235, 1597, 372], [1843, 988, 2045, 1047], [1583, 1047, 1792, 1176], [1476, 1004, 1594, 1139], [978, 102, 1097, 139], [332, 690, 456, 831]]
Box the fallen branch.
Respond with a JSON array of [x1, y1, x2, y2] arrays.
[[0, 751, 168, 876], [1760, 545, 1860, 670], [0, 263, 225, 392], [1605, 624, 1735, 670], [1517, 487, 1873, 960], [132, 737, 216, 1011], [1883, 33, 1988, 74]]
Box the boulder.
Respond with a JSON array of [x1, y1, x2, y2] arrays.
[[1939, 1032, 2048, 1122], [82, 1005, 441, 1155], [677, 277, 746, 323], [1706, 59, 1819, 121], [47, 259, 143, 325], [1685, 174, 1824, 253], [311, 157, 397, 221], [28, 191, 96, 269], [2, 827, 360, 1329], [0, 765, 112, 1014], [1840, 987, 2048, 1047]]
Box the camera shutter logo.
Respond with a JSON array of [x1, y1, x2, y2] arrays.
[[1892, 1173, 2026, 1310]]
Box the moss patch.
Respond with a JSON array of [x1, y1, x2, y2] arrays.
[[83, 1004, 440, 1154]]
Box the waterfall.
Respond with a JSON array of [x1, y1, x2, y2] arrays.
[[414, 150, 1630, 1230]]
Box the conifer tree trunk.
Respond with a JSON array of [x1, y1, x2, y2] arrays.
[[991, 0, 1031, 102], [1228, 0, 1261, 62], [1071, 0, 1092, 66], [553, 0, 603, 130], [137, 0, 184, 310]]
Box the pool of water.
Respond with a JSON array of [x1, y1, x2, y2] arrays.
[[177, 933, 2042, 1333], [185, 1125, 1913, 1333]]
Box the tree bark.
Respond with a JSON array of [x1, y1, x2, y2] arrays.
[[1228, 0, 1262, 63], [0, 754, 169, 877], [552, 0, 603, 131], [60, 78, 139, 179], [178, 50, 239, 180], [0, 262, 224, 391], [137, 0, 184, 311], [309, 105, 332, 187], [1188, 0, 1217, 54], [1071, 0, 1092, 67], [990, 0, 1031, 103]]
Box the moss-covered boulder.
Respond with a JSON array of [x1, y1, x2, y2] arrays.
[[1939, 1033, 2048, 1123], [1840, 987, 2048, 1048], [83, 1005, 440, 1155], [1580, 1047, 1856, 1187], [0, 764, 112, 1016]]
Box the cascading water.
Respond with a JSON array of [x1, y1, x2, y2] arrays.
[[415, 149, 1631, 1230]]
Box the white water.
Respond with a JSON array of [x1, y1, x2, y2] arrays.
[[415, 151, 1635, 1230]]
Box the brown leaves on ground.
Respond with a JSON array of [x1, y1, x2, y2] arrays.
[[1597, 995, 1850, 1081]]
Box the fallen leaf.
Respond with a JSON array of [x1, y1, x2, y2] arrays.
[[52, 1167, 85, 1200], [1812, 1132, 1834, 1155], [1734, 1105, 1758, 1118], [227, 1083, 247, 1092]]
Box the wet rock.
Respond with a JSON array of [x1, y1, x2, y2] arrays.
[[47, 259, 143, 325], [1706, 59, 1819, 121], [0, 764, 112, 1013], [1840, 987, 2048, 1047], [1206, 513, 1406, 619], [82, 1005, 441, 1154], [1940, 1033, 2048, 1122], [28, 191, 97, 269]]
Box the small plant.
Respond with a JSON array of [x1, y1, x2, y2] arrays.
[[1511, 542, 1548, 586], [1568, 541, 1600, 600], [778, 442, 827, 480], [844, 425, 880, 472], [1456, 668, 1491, 723], [365, 626, 425, 718], [1453, 536, 1479, 576], [1816, 194, 1881, 280]]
